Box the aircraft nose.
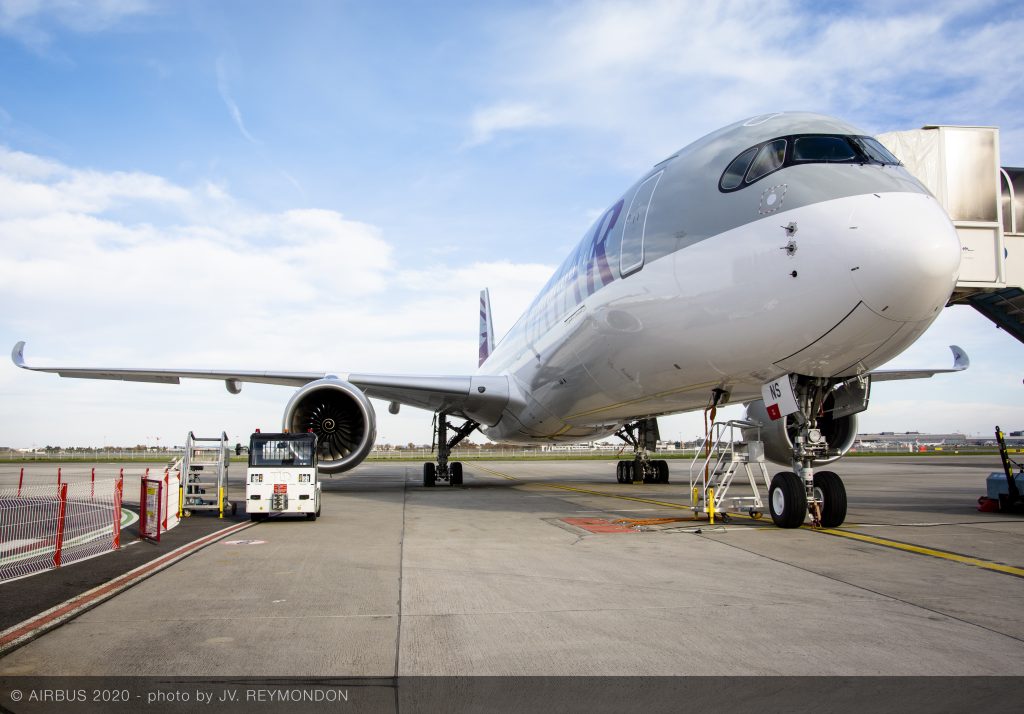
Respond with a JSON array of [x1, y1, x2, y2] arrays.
[[847, 192, 960, 322]]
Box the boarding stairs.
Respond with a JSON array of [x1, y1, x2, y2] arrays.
[[181, 431, 234, 518], [689, 420, 772, 520]]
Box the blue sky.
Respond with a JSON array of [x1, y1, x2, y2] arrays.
[[1, 0, 1022, 448]]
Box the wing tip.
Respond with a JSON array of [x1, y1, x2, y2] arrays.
[[11, 341, 26, 369], [949, 344, 970, 370]]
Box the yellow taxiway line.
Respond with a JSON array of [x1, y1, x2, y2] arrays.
[[471, 464, 1024, 579]]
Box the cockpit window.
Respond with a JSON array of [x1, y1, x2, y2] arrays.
[[746, 139, 787, 183], [794, 136, 857, 162], [719, 134, 902, 192], [720, 146, 758, 190], [852, 136, 901, 165]]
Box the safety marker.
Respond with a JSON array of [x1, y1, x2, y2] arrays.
[[0, 520, 255, 657], [561, 518, 637, 534], [473, 464, 1024, 579]]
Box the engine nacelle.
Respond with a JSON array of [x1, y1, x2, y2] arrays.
[[283, 378, 377, 473], [743, 399, 858, 467]]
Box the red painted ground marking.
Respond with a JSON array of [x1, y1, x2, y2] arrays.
[[562, 517, 637, 534]]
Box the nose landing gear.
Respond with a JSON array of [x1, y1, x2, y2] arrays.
[[770, 378, 849, 528]]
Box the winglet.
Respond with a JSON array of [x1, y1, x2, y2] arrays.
[[12, 341, 27, 369], [950, 345, 969, 371], [479, 289, 495, 367]]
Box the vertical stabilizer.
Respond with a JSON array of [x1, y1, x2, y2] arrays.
[[479, 288, 495, 366]]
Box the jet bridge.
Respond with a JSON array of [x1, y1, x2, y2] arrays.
[[878, 126, 1024, 344], [880, 126, 1024, 344]]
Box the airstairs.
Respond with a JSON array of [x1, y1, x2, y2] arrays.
[[689, 420, 772, 521], [878, 126, 1024, 343], [180, 431, 235, 518]]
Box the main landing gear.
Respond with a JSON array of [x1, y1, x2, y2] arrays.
[[423, 411, 480, 488], [614, 418, 670, 484], [768, 378, 848, 529]]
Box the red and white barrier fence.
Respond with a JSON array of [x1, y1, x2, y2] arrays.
[[0, 471, 126, 583]]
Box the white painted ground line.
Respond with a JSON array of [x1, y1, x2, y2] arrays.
[[0, 508, 140, 569], [0, 520, 255, 657]]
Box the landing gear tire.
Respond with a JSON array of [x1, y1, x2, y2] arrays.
[[450, 462, 463, 486], [423, 462, 436, 488], [654, 460, 670, 484], [622, 461, 635, 483], [769, 471, 807, 529], [813, 471, 847, 528], [615, 461, 625, 483]]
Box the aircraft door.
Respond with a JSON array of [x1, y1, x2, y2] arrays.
[[619, 171, 663, 277]]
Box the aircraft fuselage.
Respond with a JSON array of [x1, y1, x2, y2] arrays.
[[478, 112, 960, 443]]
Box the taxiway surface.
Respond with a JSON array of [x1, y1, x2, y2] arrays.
[[1, 456, 1022, 676]]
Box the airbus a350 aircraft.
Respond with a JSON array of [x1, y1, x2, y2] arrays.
[[12, 112, 970, 529]]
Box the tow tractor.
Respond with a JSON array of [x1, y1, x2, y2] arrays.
[[246, 431, 321, 521]]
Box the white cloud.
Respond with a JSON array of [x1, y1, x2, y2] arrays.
[[0, 0, 153, 50], [0, 146, 552, 446], [216, 55, 261, 145], [466, 102, 553, 146], [468, 0, 1024, 164]]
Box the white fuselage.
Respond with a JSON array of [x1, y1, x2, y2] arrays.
[[475, 116, 960, 444]]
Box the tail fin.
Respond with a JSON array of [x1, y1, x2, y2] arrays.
[[479, 288, 495, 366]]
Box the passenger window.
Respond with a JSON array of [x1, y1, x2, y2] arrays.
[[746, 139, 787, 183], [794, 136, 856, 162], [719, 147, 758, 190]]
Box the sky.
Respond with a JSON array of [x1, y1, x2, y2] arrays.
[[1, 0, 1022, 449]]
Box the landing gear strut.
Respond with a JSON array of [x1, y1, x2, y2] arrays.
[[423, 411, 479, 488], [770, 377, 848, 528], [614, 418, 669, 484]]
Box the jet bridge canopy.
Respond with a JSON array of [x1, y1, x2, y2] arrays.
[[878, 126, 1024, 344]]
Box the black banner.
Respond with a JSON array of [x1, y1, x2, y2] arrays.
[[1, 676, 1021, 714]]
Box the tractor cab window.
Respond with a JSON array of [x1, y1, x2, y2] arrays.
[[249, 434, 316, 467]]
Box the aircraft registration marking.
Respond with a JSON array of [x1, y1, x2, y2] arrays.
[[472, 465, 1024, 579]]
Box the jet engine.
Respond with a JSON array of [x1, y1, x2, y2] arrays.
[[743, 398, 858, 467], [283, 378, 377, 473]]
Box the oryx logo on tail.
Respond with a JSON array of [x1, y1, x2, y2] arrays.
[[479, 288, 495, 366]]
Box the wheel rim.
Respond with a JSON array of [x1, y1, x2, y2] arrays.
[[772, 488, 785, 514], [814, 486, 824, 506]]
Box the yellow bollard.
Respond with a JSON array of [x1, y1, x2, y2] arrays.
[[708, 487, 715, 525], [178, 485, 184, 519], [218, 486, 224, 519], [691, 486, 699, 510]]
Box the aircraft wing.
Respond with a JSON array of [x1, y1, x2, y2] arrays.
[[868, 345, 969, 382], [11, 341, 508, 420], [11, 341, 324, 388]]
